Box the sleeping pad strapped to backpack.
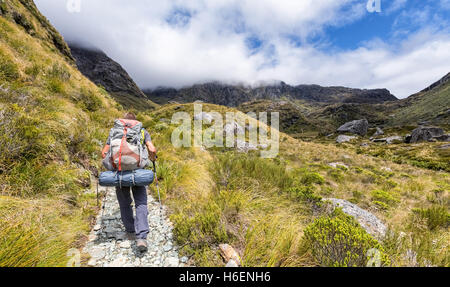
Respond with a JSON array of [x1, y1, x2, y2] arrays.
[[99, 169, 154, 187], [100, 119, 153, 187]]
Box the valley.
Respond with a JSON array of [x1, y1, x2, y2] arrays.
[[0, 0, 448, 268]]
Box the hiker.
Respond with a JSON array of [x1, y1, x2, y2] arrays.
[[101, 112, 157, 252]]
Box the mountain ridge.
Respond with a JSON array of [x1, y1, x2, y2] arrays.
[[143, 81, 398, 107]]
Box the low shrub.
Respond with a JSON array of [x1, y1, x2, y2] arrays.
[[371, 189, 399, 206], [302, 210, 390, 267], [300, 171, 325, 185], [287, 186, 322, 205]]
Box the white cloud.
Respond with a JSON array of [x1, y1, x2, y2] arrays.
[[34, 0, 450, 98], [386, 0, 408, 14]]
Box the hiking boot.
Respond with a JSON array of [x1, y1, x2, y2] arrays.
[[137, 239, 148, 253]]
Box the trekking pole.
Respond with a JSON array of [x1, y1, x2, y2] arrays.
[[152, 159, 164, 233]]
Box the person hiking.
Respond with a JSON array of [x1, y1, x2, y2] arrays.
[[101, 112, 157, 252]]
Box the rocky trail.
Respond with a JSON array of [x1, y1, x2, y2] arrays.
[[82, 185, 188, 267]]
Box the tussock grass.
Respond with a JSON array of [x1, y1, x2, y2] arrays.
[[144, 102, 449, 267], [0, 2, 121, 266]]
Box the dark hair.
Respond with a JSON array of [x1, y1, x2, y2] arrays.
[[123, 112, 136, 120]]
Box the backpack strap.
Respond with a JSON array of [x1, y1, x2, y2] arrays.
[[141, 129, 145, 145]]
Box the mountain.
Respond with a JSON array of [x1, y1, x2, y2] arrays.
[[69, 44, 157, 110], [1, 0, 448, 268], [144, 81, 397, 106], [388, 73, 450, 126]]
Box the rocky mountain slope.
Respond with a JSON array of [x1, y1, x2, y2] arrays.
[[388, 73, 450, 126], [144, 81, 397, 106], [69, 44, 157, 110]]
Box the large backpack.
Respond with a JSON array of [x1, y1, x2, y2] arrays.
[[102, 119, 150, 171]]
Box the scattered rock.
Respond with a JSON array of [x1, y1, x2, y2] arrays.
[[82, 185, 183, 267], [236, 139, 258, 153], [87, 258, 97, 267], [109, 256, 127, 267], [89, 247, 106, 260], [433, 134, 450, 142], [194, 112, 213, 124], [336, 135, 357, 143], [225, 259, 239, 267], [372, 136, 403, 144], [119, 241, 131, 249], [373, 127, 384, 137], [406, 126, 445, 143], [164, 257, 179, 267], [438, 144, 450, 149], [219, 244, 241, 266], [337, 119, 368, 136], [325, 198, 387, 238], [224, 121, 245, 136], [180, 256, 189, 264], [328, 162, 349, 169]]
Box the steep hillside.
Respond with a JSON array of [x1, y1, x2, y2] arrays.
[[0, 0, 123, 266], [144, 81, 397, 106], [69, 44, 157, 110], [388, 73, 450, 126]]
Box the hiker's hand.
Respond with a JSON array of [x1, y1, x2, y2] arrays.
[[101, 145, 110, 159], [149, 152, 157, 161]]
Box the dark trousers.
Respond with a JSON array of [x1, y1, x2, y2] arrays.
[[115, 186, 149, 240]]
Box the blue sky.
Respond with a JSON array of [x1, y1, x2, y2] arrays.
[[35, 0, 450, 98]]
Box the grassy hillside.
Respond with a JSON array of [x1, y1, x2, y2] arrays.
[[0, 0, 123, 266], [388, 74, 450, 126], [138, 103, 449, 267]]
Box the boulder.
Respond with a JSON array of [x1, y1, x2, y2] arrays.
[[336, 135, 357, 143], [325, 198, 387, 238], [337, 119, 368, 136], [406, 127, 445, 143], [219, 244, 241, 266]]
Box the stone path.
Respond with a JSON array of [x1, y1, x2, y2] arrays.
[[83, 185, 188, 267]]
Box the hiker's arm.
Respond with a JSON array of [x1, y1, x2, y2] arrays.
[[146, 141, 157, 161], [102, 144, 110, 159]]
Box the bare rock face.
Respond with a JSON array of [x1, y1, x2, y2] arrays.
[[406, 127, 445, 143], [337, 119, 369, 136], [325, 198, 387, 239]]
